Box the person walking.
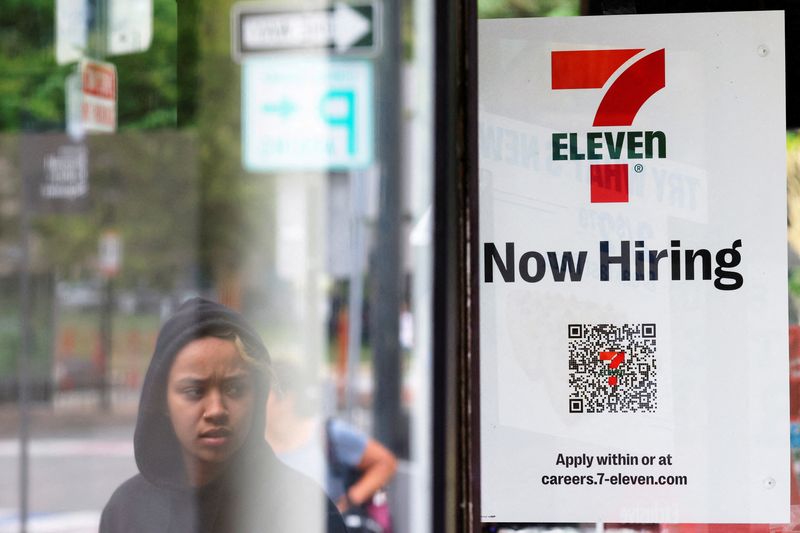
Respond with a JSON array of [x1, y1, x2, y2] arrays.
[[100, 298, 346, 533], [265, 360, 397, 532]]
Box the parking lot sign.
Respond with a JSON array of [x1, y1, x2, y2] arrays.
[[242, 57, 373, 171]]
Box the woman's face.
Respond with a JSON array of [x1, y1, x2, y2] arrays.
[[167, 336, 256, 485]]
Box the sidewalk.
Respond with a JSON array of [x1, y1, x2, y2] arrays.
[[0, 390, 138, 439]]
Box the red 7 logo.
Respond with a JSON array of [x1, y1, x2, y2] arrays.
[[599, 350, 626, 386], [551, 49, 666, 203]]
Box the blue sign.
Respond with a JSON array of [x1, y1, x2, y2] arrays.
[[242, 57, 374, 171]]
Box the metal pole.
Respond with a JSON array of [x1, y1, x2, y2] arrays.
[[370, 0, 403, 453], [345, 169, 368, 420], [89, 0, 112, 410], [89, 0, 108, 59], [18, 139, 33, 533], [99, 276, 113, 410]]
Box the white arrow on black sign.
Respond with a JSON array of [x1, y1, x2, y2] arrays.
[[234, 1, 379, 59]]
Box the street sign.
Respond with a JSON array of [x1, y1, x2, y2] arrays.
[[21, 134, 89, 213], [242, 57, 373, 171], [479, 12, 787, 524], [81, 59, 117, 133], [231, 1, 381, 62], [99, 230, 122, 278], [107, 0, 153, 56], [56, 0, 87, 65]]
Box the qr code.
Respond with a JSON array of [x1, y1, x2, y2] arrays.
[[568, 323, 657, 413]]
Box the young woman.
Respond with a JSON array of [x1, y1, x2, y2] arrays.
[[101, 298, 346, 533]]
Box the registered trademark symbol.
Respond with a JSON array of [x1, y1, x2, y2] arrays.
[[634, 164, 644, 173]]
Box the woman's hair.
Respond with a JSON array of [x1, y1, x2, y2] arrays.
[[204, 327, 270, 383]]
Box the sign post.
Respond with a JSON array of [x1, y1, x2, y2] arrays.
[[479, 12, 788, 524], [97, 230, 121, 410]]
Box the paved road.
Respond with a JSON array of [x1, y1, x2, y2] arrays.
[[0, 396, 138, 533]]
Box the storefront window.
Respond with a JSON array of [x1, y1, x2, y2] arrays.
[[1, 1, 435, 531]]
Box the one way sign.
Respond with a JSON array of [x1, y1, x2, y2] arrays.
[[231, 1, 381, 62]]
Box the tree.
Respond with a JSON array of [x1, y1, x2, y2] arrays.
[[478, 0, 580, 18], [0, 0, 177, 132]]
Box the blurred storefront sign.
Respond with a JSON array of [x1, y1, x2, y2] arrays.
[[81, 58, 117, 133], [242, 57, 373, 171], [479, 12, 788, 524], [21, 134, 89, 213], [231, 1, 381, 62]]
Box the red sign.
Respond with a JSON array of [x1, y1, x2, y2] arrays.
[[551, 48, 666, 203], [81, 59, 117, 132]]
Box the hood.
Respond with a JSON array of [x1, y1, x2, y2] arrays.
[[133, 297, 271, 489]]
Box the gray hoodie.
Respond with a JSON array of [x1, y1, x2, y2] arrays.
[[100, 298, 346, 533]]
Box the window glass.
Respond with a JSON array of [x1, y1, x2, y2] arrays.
[[1, 1, 434, 531]]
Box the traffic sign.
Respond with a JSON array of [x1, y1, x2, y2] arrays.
[[242, 57, 373, 171], [81, 59, 117, 133], [56, 0, 152, 63], [99, 230, 122, 278], [107, 0, 153, 56], [231, 1, 381, 62], [56, 0, 87, 65]]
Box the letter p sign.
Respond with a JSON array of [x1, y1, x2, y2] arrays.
[[320, 90, 357, 157]]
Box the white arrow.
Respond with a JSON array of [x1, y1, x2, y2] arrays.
[[240, 2, 371, 53], [332, 2, 370, 52]]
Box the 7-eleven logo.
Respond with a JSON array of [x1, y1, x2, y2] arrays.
[[551, 49, 666, 203]]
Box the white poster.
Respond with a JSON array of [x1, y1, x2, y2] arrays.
[[479, 12, 788, 523]]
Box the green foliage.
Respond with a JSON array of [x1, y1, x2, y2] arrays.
[[788, 130, 800, 151], [478, 0, 580, 18], [177, 0, 199, 127], [0, 0, 188, 292], [193, 0, 254, 284], [115, 0, 178, 130], [790, 267, 800, 298], [0, 0, 71, 130], [0, 274, 54, 377], [0, 0, 177, 132]]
